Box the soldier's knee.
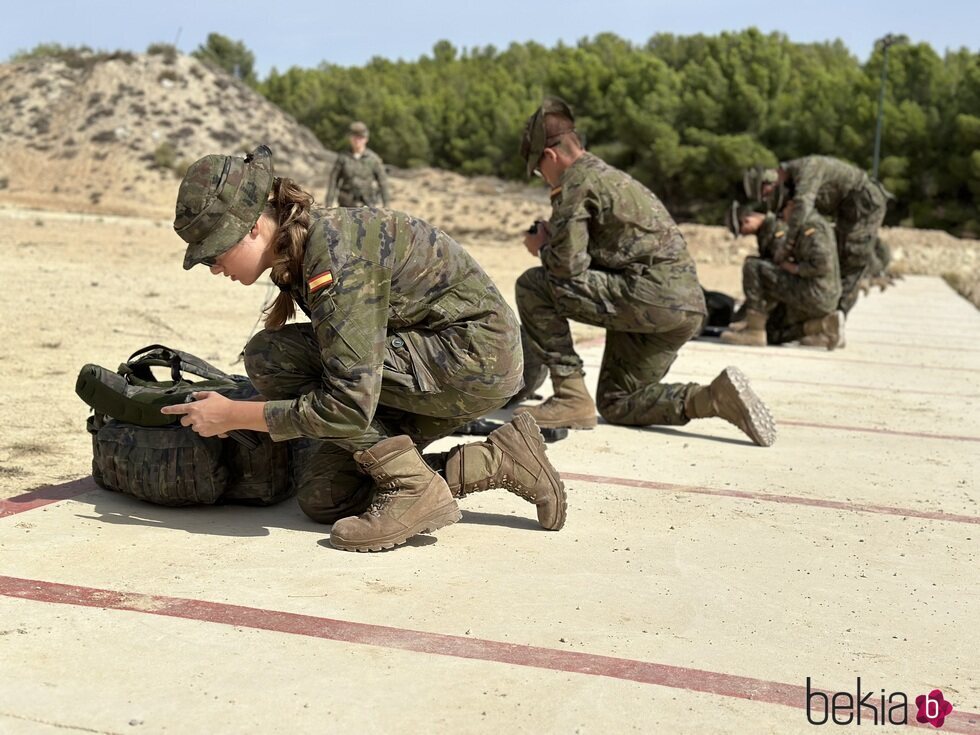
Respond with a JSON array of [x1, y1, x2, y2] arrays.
[[516, 266, 548, 299], [596, 393, 632, 426], [242, 329, 277, 383]]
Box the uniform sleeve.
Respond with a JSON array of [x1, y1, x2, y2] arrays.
[[374, 156, 391, 207], [263, 254, 391, 442], [541, 180, 594, 279], [794, 225, 835, 279], [325, 158, 342, 207], [786, 160, 823, 237]]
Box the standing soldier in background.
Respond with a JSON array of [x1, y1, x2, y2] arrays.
[[324, 121, 391, 208], [514, 98, 776, 447], [744, 156, 889, 315]]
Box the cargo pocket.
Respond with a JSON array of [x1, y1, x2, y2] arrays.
[[385, 332, 439, 393]]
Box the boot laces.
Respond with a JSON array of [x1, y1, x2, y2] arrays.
[[498, 474, 536, 503], [367, 484, 399, 516]]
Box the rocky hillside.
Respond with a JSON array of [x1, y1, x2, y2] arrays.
[[0, 50, 333, 218]]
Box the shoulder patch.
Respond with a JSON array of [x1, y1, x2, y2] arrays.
[[774, 230, 785, 239], [549, 186, 562, 199], [804, 227, 816, 236], [308, 270, 334, 293]]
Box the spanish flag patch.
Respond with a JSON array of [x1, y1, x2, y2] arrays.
[[550, 186, 562, 198], [804, 227, 816, 236], [775, 230, 785, 238], [308, 270, 334, 293]]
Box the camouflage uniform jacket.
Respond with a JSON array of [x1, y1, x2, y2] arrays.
[[781, 156, 869, 236], [263, 208, 521, 442], [543, 153, 705, 315], [325, 149, 390, 207], [778, 210, 842, 314], [756, 212, 779, 260]]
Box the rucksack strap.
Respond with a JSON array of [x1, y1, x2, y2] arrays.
[[121, 344, 233, 383]]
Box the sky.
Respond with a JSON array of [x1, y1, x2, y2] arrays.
[[4, 0, 978, 75]]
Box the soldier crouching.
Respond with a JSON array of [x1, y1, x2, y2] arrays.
[[166, 145, 566, 552], [722, 197, 845, 350]]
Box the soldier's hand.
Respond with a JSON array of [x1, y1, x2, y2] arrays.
[[160, 391, 235, 437], [523, 220, 550, 256], [779, 260, 800, 275]]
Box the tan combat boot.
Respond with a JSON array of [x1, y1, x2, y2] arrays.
[[444, 413, 567, 530], [800, 311, 845, 351], [719, 309, 767, 346], [330, 435, 462, 552], [514, 373, 597, 430], [685, 367, 776, 447]]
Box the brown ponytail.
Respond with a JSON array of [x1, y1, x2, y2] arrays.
[[263, 177, 314, 330]]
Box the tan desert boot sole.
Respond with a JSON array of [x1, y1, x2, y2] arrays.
[[329, 502, 462, 552]]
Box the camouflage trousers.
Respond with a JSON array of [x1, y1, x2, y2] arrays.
[[743, 257, 840, 344], [244, 323, 517, 523], [867, 237, 892, 277], [516, 266, 704, 426], [337, 191, 379, 207], [836, 182, 888, 313]]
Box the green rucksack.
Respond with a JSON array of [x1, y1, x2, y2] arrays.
[[76, 345, 293, 507]]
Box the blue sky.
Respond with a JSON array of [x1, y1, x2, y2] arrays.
[[4, 0, 977, 74]]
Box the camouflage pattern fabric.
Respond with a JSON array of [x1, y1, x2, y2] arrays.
[[325, 149, 390, 207], [88, 413, 292, 507], [780, 156, 887, 314], [174, 145, 275, 270], [866, 236, 892, 277], [243, 208, 522, 520], [540, 153, 705, 314], [516, 153, 706, 426], [756, 212, 780, 260], [516, 267, 703, 425], [741, 211, 842, 342]]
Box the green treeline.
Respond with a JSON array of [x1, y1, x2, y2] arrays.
[[260, 30, 979, 235]]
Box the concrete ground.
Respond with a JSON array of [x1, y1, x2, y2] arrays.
[[1, 275, 977, 734]]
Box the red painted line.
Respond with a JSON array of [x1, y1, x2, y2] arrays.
[[849, 326, 979, 340], [562, 472, 980, 526], [684, 343, 980, 374], [0, 576, 976, 733], [0, 477, 98, 519], [779, 420, 980, 444], [582, 363, 980, 399], [745, 377, 980, 399], [578, 336, 980, 374], [859, 340, 980, 354]]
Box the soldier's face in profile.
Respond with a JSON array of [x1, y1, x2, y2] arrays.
[[740, 213, 766, 235], [208, 217, 275, 286], [535, 148, 559, 187]]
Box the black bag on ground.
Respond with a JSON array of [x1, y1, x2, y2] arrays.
[[79, 345, 293, 507]]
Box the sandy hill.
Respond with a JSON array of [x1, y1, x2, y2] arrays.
[[0, 50, 333, 218], [0, 49, 976, 306]]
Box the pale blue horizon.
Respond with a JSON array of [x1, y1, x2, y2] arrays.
[[4, 0, 977, 76]]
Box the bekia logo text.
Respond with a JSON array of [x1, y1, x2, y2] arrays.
[[806, 678, 954, 728]]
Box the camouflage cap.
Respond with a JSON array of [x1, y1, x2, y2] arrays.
[[742, 165, 779, 202], [519, 97, 576, 178], [173, 145, 275, 270], [349, 121, 369, 137]]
